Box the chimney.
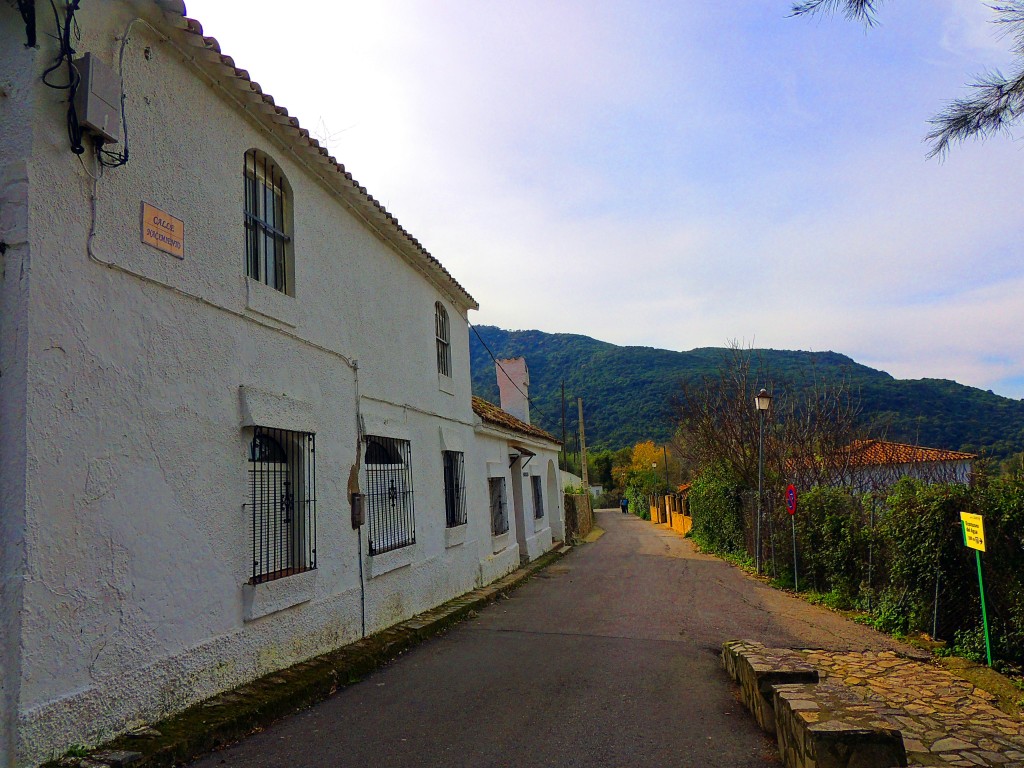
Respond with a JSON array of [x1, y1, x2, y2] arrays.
[[496, 357, 530, 424]]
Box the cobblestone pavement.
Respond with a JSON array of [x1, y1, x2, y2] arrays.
[[802, 650, 1024, 767]]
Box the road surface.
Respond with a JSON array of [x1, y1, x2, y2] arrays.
[[191, 509, 905, 767]]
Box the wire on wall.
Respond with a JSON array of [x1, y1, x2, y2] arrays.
[[41, 0, 84, 155], [18, 0, 36, 47], [96, 16, 144, 168]]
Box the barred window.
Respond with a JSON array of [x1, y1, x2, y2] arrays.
[[489, 477, 508, 535], [532, 475, 544, 519], [443, 451, 466, 528], [244, 149, 292, 295], [435, 302, 451, 377], [248, 426, 316, 584], [364, 436, 416, 555]]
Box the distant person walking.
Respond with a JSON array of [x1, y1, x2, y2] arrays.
[[619, 497, 628, 514]]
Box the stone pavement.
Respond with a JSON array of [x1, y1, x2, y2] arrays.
[[802, 649, 1024, 767]]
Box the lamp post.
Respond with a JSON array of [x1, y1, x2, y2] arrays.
[[651, 462, 658, 518], [754, 388, 772, 575]]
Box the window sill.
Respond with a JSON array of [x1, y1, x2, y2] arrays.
[[242, 568, 317, 622], [492, 531, 510, 554], [438, 373, 455, 395], [444, 524, 467, 548], [368, 544, 414, 578], [245, 276, 302, 328]]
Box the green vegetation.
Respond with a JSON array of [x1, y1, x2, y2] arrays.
[[688, 463, 746, 555], [728, 476, 1024, 668], [469, 325, 1024, 460]]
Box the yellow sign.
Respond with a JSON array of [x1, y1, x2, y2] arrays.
[[961, 512, 986, 552], [141, 202, 184, 259]]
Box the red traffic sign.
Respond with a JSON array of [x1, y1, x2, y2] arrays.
[[785, 485, 798, 515]]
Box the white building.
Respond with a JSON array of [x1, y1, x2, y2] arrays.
[[0, 3, 562, 766], [789, 439, 976, 494], [472, 357, 564, 580], [839, 439, 976, 492]]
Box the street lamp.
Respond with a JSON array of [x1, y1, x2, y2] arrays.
[[755, 388, 772, 575], [651, 462, 658, 517]]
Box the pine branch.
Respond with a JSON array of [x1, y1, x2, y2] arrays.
[[790, 0, 882, 25], [926, 68, 1024, 157]]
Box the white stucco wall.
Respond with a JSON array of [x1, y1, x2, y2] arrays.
[[0, 11, 38, 767], [1, 4, 517, 765], [473, 425, 563, 584], [846, 460, 974, 493]]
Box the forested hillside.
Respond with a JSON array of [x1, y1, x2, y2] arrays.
[[468, 325, 1024, 459]]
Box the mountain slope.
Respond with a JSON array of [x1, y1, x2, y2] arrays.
[[468, 325, 1024, 458]]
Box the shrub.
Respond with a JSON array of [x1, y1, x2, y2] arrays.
[[689, 463, 745, 555], [794, 487, 869, 604]]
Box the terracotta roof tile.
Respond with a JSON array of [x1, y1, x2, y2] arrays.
[[845, 439, 976, 467], [156, 3, 477, 310], [472, 397, 560, 445]]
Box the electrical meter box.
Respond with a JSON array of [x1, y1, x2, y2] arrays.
[[73, 53, 122, 143]]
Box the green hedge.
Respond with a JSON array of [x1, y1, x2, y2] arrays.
[[774, 476, 1024, 667], [793, 486, 870, 602], [689, 463, 746, 555]]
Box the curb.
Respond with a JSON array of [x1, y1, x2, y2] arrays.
[[49, 545, 572, 768]]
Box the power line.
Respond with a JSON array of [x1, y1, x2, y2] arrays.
[[469, 322, 560, 433]]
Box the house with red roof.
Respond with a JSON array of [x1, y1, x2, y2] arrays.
[[791, 439, 976, 493]]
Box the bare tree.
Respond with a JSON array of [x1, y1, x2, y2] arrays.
[[670, 341, 864, 493], [792, 0, 1024, 157]]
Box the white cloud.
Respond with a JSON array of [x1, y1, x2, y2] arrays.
[[184, 0, 1024, 398]]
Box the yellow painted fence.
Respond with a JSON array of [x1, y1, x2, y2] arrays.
[[648, 493, 692, 537]]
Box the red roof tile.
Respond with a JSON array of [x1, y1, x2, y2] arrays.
[[844, 439, 976, 467], [472, 397, 560, 445]]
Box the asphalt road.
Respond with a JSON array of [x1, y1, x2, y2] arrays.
[[191, 509, 906, 768]]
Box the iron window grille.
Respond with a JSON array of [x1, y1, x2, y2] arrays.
[[248, 426, 316, 584], [532, 476, 544, 519], [489, 477, 509, 535], [435, 302, 451, 377], [442, 451, 467, 528], [364, 436, 416, 555], [244, 149, 291, 294]]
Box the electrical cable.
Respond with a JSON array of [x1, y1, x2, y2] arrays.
[[97, 16, 146, 168], [18, 0, 36, 47], [41, 0, 84, 155], [469, 322, 560, 433]]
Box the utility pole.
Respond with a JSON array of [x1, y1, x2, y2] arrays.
[[561, 380, 567, 471], [662, 445, 670, 488], [578, 398, 590, 503]]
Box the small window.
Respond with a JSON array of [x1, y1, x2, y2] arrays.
[[443, 451, 466, 528], [532, 476, 544, 519], [435, 302, 451, 377], [489, 477, 508, 535], [364, 436, 416, 555], [244, 149, 292, 295], [248, 426, 316, 583]]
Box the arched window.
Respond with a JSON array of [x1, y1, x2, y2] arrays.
[[435, 301, 451, 377], [244, 149, 293, 295]]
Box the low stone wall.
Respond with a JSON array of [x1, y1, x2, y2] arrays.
[[722, 641, 819, 735], [773, 682, 907, 768], [564, 494, 593, 541], [723, 641, 910, 768]]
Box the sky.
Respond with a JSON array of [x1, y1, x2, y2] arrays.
[[185, 0, 1024, 398]]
